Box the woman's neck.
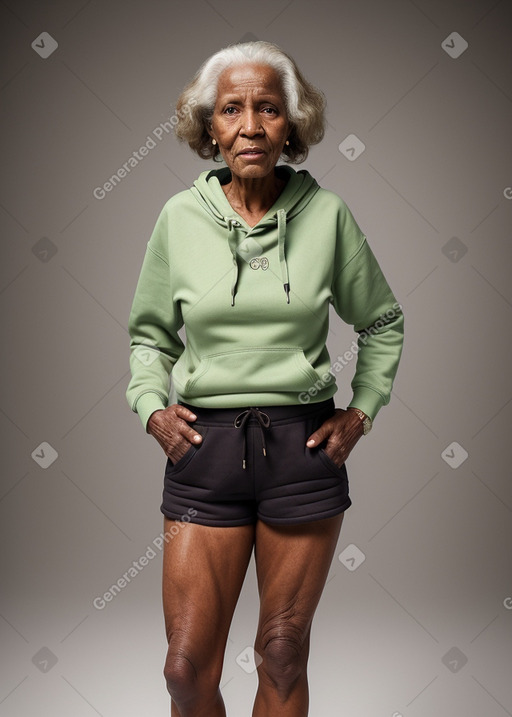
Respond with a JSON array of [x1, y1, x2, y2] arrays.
[[222, 171, 285, 227]]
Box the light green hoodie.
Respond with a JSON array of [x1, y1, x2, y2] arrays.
[[126, 165, 404, 431]]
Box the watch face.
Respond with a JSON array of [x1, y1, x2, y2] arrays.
[[362, 417, 372, 434]]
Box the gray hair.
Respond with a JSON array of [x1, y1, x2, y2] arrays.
[[174, 41, 326, 163]]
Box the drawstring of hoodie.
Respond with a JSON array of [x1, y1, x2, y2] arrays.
[[226, 210, 290, 306], [276, 208, 290, 303], [226, 218, 240, 307], [234, 407, 272, 469]]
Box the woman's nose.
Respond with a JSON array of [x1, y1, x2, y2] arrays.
[[240, 110, 263, 135]]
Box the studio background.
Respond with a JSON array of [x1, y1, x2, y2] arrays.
[[1, 0, 511, 715]]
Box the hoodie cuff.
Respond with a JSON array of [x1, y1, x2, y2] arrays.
[[348, 387, 385, 423], [134, 392, 167, 433]]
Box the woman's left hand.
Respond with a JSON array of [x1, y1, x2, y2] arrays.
[[306, 408, 365, 467]]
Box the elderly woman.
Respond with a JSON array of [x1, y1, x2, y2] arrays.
[[126, 41, 404, 716]]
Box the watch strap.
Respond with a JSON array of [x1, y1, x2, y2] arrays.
[[348, 407, 373, 435]]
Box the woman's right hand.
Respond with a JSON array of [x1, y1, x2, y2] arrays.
[[146, 404, 202, 464]]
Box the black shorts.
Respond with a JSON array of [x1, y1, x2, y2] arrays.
[[160, 398, 352, 527]]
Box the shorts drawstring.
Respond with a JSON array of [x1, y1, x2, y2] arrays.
[[234, 407, 271, 469]]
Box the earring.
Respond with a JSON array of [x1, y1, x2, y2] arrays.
[[285, 140, 290, 146], [212, 138, 217, 145]]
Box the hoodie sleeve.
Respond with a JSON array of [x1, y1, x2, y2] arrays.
[[125, 204, 185, 432], [331, 203, 404, 421]]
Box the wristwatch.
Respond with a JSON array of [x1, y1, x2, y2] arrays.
[[348, 407, 373, 435]]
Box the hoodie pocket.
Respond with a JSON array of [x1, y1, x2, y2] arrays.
[[174, 347, 327, 398]]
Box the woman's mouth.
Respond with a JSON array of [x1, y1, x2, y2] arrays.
[[238, 148, 266, 159]]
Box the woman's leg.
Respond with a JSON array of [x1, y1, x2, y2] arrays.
[[252, 513, 344, 716], [162, 517, 255, 717]]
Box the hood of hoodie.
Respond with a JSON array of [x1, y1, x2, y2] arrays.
[[190, 165, 320, 306]]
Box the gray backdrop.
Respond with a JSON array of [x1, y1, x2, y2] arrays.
[[1, 0, 511, 715]]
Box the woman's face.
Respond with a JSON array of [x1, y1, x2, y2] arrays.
[[209, 63, 290, 181]]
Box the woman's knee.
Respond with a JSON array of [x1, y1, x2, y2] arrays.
[[257, 621, 310, 699], [163, 644, 221, 705], [164, 650, 197, 703]]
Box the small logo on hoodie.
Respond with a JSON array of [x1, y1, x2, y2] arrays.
[[249, 257, 269, 270]]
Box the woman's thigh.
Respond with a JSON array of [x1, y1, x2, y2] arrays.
[[254, 513, 344, 649], [162, 517, 255, 666]]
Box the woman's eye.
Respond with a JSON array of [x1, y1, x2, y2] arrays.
[[262, 107, 277, 114], [224, 106, 237, 114]]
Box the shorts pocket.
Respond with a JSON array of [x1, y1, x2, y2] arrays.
[[318, 447, 347, 477], [305, 409, 347, 479], [165, 426, 209, 476]]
